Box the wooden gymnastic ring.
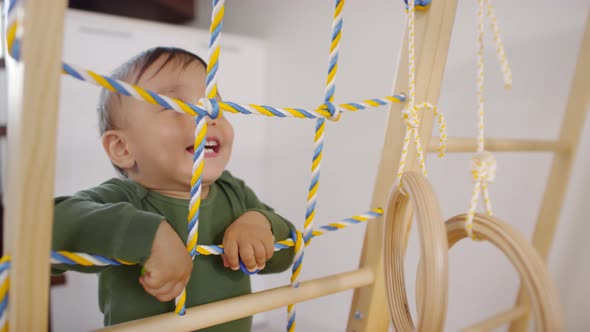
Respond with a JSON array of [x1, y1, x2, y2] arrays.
[[440, 214, 563, 330], [384, 171, 449, 331]]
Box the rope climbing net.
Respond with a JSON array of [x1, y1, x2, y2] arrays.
[[0, 0, 451, 331]]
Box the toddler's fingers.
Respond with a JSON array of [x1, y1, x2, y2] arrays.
[[139, 270, 166, 290], [170, 282, 186, 301], [238, 242, 257, 272], [263, 235, 274, 260], [139, 276, 163, 299], [151, 282, 178, 302], [221, 254, 229, 268], [223, 239, 239, 270], [252, 241, 267, 269]]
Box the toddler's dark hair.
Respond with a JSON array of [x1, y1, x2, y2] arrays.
[[97, 47, 207, 176]]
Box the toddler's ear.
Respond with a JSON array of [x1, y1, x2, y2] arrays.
[[102, 130, 135, 171]]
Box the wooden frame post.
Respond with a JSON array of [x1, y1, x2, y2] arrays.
[[509, 9, 590, 332], [346, 1, 458, 331], [3, 0, 68, 331]]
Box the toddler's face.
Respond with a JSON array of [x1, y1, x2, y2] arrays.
[[118, 58, 234, 192]]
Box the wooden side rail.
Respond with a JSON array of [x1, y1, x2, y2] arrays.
[[97, 268, 374, 332], [347, 1, 459, 330], [3, 0, 68, 331], [428, 137, 569, 153], [510, 9, 590, 331]]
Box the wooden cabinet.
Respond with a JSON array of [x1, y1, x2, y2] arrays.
[[68, 0, 196, 24]]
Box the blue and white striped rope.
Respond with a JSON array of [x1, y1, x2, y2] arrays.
[[0, 208, 382, 330]]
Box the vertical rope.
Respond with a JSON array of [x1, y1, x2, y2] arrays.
[[485, 0, 512, 89], [303, 0, 344, 249], [466, 0, 488, 238], [0, 257, 10, 332], [395, 0, 417, 187], [2, 2, 16, 330], [175, 104, 208, 317], [287, 231, 303, 332], [406, 0, 417, 113], [395, 0, 447, 191], [395, 0, 447, 190], [4, 0, 20, 60], [288, 2, 344, 330], [175, 0, 225, 316], [476, 0, 486, 155], [205, 0, 225, 101], [466, 0, 509, 238], [1, 5, 12, 331]]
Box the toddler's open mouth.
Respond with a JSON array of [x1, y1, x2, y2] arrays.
[[186, 137, 220, 157]]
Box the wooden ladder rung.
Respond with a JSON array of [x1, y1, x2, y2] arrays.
[[428, 137, 569, 153], [97, 268, 374, 332], [461, 305, 528, 332]]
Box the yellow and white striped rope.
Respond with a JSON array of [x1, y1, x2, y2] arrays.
[[395, 0, 446, 188], [485, 0, 512, 90], [465, 0, 510, 239]]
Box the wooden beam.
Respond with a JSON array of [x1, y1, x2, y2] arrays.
[[346, 1, 458, 331], [509, 9, 590, 332], [3, 0, 67, 331], [428, 137, 568, 153], [96, 268, 374, 332], [461, 306, 527, 332]]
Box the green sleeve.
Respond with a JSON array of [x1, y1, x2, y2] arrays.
[[226, 172, 296, 274], [51, 180, 163, 275]]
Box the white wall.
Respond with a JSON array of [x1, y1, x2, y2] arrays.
[[49, 10, 270, 332], [1, 1, 588, 331], [193, 1, 590, 331]]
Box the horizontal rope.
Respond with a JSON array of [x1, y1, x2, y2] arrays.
[[194, 208, 383, 255], [64, 62, 405, 119], [17, 60, 408, 122], [0, 208, 382, 326], [3, 4, 405, 122], [1, 208, 382, 263], [0, 212, 383, 264]]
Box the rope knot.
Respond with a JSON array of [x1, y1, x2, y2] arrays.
[[324, 101, 341, 121], [395, 101, 447, 186], [198, 97, 221, 119], [401, 106, 419, 128], [471, 151, 496, 183]]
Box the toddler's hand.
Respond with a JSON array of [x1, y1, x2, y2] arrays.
[[139, 221, 193, 302], [222, 211, 274, 272]]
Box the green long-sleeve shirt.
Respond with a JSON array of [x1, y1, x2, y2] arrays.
[[51, 170, 296, 331]]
